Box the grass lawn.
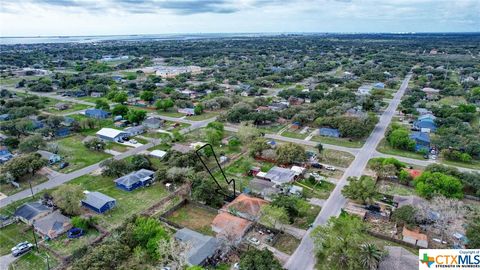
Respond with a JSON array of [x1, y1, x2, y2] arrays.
[[257, 124, 287, 134], [442, 159, 480, 170], [311, 135, 365, 148], [295, 179, 335, 200], [187, 111, 220, 121], [46, 228, 100, 257], [0, 174, 48, 196], [377, 181, 416, 196], [166, 203, 217, 236], [157, 111, 184, 118], [292, 204, 321, 230], [55, 135, 112, 173], [78, 96, 110, 104], [9, 249, 59, 270], [317, 149, 355, 168], [105, 141, 131, 153], [281, 131, 308, 140], [43, 103, 90, 115], [0, 223, 35, 256], [438, 96, 467, 106], [273, 233, 301, 255], [376, 139, 424, 160], [366, 234, 418, 255], [69, 174, 168, 230], [69, 114, 115, 136], [143, 131, 172, 140]]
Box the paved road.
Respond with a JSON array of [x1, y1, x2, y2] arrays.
[[0, 254, 19, 269], [8, 88, 96, 106], [285, 74, 413, 270]]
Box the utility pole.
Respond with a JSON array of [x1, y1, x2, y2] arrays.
[[31, 222, 38, 250]]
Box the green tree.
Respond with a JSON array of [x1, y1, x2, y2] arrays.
[[359, 243, 385, 270], [275, 142, 306, 164], [155, 99, 174, 111], [18, 134, 45, 153], [113, 92, 128, 103], [239, 249, 283, 270], [342, 176, 377, 204], [271, 195, 309, 223], [100, 159, 132, 177], [191, 173, 224, 207], [414, 171, 463, 199], [237, 122, 261, 144], [316, 143, 324, 154], [259, 205, 289, 231], [205, 128, 223, 146], [466, 215, 480, 248], [127, 109, 147, 124], [95, 99, 110, 110], [131, 155, 151, 170], [249, 138, 269, 158], [2, 153, 47, 180], [140, 91, 154, 102], [194, 104, 203, 115], [111, 104, 129, 117], [52, 185, 85, 215], [133, 216, 169, 259], [391, 205, 417, 228], [387, 126, 416, 151]]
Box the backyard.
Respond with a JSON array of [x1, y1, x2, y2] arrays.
[[166, 203, 217, 236], [46, 228, 101, 257]]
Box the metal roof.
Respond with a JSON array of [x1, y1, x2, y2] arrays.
[[81, 191, 116, 210], [174, 228, 219, 266]]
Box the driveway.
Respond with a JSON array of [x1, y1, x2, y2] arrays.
[[0, 254, 19, 269]]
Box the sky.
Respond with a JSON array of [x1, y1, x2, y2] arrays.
[[0, 0, 479, 37]]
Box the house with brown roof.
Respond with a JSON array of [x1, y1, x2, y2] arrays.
[[221, 194, 268, 221], [211, 212, 252, 244], [402, 227, 428, 248]]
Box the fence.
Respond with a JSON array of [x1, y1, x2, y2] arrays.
[[367, 230, 419, 249]]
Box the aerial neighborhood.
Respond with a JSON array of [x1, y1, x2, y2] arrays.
[[0, 33, 479, 270]]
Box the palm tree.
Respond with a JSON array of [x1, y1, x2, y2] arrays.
[[359, 243, 384, 270]]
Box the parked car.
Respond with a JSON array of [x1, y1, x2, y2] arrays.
[[59, 162, 69, 169], [11, 242, 33, 257], [248, 237, 260, 246], [311, 163, 323, 169], [130, 139, 138, 144], [324, 165, 336, 171]]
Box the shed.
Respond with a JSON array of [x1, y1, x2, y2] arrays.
[[81, 191, 116, 213], [114, 169, 155, 191], [290, 166, 306, 176], [34, 211, 72, 239], [149, 150, 167, 159], [319, 128, 340, 138], [0, 114, 10, 121], [174, 228, 219, 266]]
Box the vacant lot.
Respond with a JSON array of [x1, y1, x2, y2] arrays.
[[292, 204, 321, 230], [281, 131, 308, 140], [311, 135, 365, 148], [317, 149, 355, 168], [273, 233, 301, 255], [0, 174, 48, 196], [69, 174, 168, 230], [47, 228, 100, 257], [187, 111, 220, 121], [166, 203, 217, 236], [9, 249, 58, 270], [55, 135, 112, 173], [377, 181, 416, 196], [376, 139, 424, 160], [295, 179, 335, 200], [43, 103, 90, 115], [0, 223, 34, 256]]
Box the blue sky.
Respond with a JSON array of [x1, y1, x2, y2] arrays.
[[0, 0, 479, 36]]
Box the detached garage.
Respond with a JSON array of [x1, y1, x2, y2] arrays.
[[81, 191, 116, 214], [96, 128, 129, 142]]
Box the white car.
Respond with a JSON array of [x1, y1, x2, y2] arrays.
[[11, 242, 34, 257], [324, 165, 336, 171], [248, 237, 260, 245], [130, 139, 137, 144]]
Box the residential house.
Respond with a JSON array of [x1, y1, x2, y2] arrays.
[[288, 96, 304, 106], [221, 194, 268, 221], [268, 102, 288, 111], [211, 212, 252, 244], [178, 108, 195, 116], [319, 127, 340, 138], [149, 150, 167, 159], [90, 92, 104, 98], [373, 82, 385, 89], [174, 228, 219, 266], [61, 117, 75, 127], [409, 132, 430, 152], [379, 246, 417, 270], [0, 146, 13, 163], [357, 85, 372, 95], [248, 179, 279, 201], [393, 195, 426, 208], [142, 117, 163, 129], [54, 127, 70, 137], [96, 128, 129, 142], [114, 169, 155, 191], [124, 125, 145, 136], [265, 166, 296, 185], [413, 118, 436, 133], [55, 103, 69, 110], [38, 150, 61, 164], [290, 166, 306, 177], [422, 87, 440, 100], [81, 191, 116, 214], [418, 114, 436, 122], [85, 108, 110, 119], [34, 211, 72, 239], [416, 108, 432, 115], [402, 227, 428, 248], [14, 202, 52, 225]]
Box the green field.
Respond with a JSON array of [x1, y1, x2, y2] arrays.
[[55, 135, 112, 173], [187, 111, 220, 121], [46, 228, 100, 257], [0, 174, 48, 196], [317, 149, 355, 168], [9, 249, 58, 270], [273, 233, 301, 255], [295, 179, 335, 200], [69, 174, 168, 230], [281, 131, 308, 140], [0, 223, 35, 256], [376, 139, 424, 160], [166, 203, 217, 236], [43, 103, 90, 115], [311, 135, 365, 148], [292, 204, 321, 229]]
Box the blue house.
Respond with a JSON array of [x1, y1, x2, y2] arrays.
[[319, 128, 341, 138], [0, 114, 10, 121], [114, 169, 155, 191], [85, 109, 110, 119], [81, 191, 116, 214], [0, 146, 13, 163], [373, 82, 385, 89], [410, 132, 430, 152], [413, 118, 437, 133]]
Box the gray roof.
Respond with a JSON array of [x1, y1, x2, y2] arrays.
[[14, 202, 51, 221], [82, 191, 116, 210], [34, 211, 71, 237], [265, 166, 296, 184], [114, 169, 155, 188], [379, 246, 417, 270], [143, 117, 162, 125], [249, 178, 275, 193], [174, 228, 219, 265], [124, 125, 145, 133]]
